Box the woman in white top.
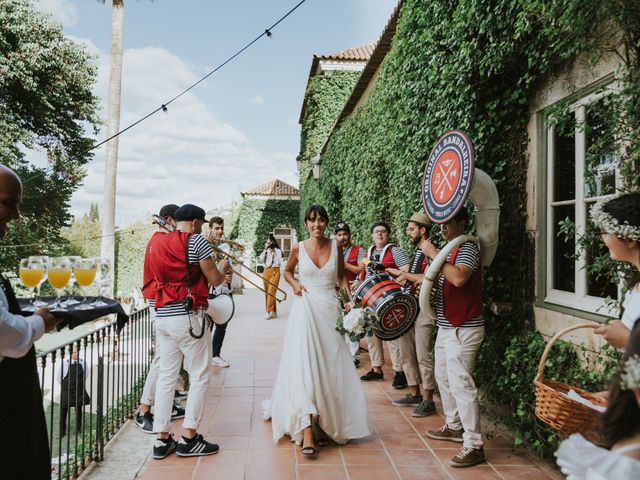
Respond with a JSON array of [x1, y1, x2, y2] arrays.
[[591, 193, 640, 349], [259, 234, 283, 319], [555, 321, 640, 479]]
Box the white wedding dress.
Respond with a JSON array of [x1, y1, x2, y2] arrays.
[[263, 239, 372, 444]]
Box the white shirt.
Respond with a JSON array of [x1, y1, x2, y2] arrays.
[[621, 285, 640, 331], [0, 285, 45, 362], [259, 248, 283, 268], [212, 242, 232, 295]]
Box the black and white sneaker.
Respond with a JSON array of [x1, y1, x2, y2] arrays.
[[153, 434, 177, 460], [171, 403, 185, 420], [176, 434, 220, 457], [135, 411, 154, 434], [174, 390, 188, 402]]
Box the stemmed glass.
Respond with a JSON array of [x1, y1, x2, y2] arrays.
[[74, 258, 98, 310], [61, 256, 82, 307], [47, 257, 72, 311], [19, 258, 46, 312], [29, 256, 49, 307], [90, 257, 110, 307]]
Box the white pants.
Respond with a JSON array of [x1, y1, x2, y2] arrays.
[[367, 336, 401, 372], [153, 313, 212, 433], [398, 311, 436, 390], [140, 308, 159, 406], [435, 326, 484, 449], [345, 337, 360, 359]]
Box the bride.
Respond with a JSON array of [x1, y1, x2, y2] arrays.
[[263, 204, 371, 456]]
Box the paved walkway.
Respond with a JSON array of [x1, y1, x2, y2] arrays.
[[133, 285, 561, 480]]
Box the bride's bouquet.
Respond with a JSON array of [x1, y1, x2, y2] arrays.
[[336, 306, 380, 342]]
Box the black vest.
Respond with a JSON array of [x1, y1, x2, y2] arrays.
[[0, 274, 51, 479]]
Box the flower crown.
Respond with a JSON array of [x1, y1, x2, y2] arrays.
[[620, 354, 640, 390], [590, 195, 640, 242]]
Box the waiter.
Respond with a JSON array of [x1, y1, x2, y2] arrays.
[[0, 164, 60, 479], [334, 222, 364, 366]]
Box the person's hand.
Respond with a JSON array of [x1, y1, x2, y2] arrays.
[[224, 272, 232, 284], [386, 267, 401, 277], [293, 282, 307, 296], [218, 258, 230, 273], [36, 307, 61, 332], [422, 239, 439, 260], [593, 320, 631, 349], [344, 301, 353, 313], [203, 230, 216, 243]]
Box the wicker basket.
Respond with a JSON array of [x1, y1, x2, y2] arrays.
[[533, 323, 608, 434]]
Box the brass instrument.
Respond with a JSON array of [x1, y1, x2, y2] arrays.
[[211, 237, 245, 251], [209, 243, 287, 303], [152, 214, 175, 232]]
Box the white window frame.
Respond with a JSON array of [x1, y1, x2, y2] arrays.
[[544, 85, 621, 316]]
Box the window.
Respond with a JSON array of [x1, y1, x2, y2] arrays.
[[544, 85, 620, 315], [273, 227, 294, 258]]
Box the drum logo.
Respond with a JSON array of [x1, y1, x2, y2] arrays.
[[422, 130, 475, 223], [375, 296, 418, 341]]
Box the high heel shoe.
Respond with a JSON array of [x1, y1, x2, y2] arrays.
[[301, 443, 317, 456], [316, 437, 329, 447]]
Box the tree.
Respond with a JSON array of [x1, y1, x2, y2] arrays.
[[0, 0, 100, 272]]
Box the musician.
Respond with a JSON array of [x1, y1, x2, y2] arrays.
[[259, 234, 283, 319], [334, 222, 364, 366], [136, 204, 186, 433], [422, 208, 486, 468], [0, 164, 61, 479], [149, 204, 229, 459], [358, 221, 410, 389], [206, 216, 233, 368], [385, 212, 436, 417]]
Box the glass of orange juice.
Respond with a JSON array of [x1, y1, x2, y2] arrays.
[[19, 258, 46, 312], [28, 256, 49, 307], [47, 256, 72, 311], [74, 258, 98, 310]]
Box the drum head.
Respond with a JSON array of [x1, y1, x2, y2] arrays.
[[374, 294, 418, 341], [206, 294, 235, 325]]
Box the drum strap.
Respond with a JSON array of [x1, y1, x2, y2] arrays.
[[409, 251, 426, 275]]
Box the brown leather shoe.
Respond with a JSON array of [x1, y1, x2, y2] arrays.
[[425, 424, 464, 443], [449, 446, 485, 468]]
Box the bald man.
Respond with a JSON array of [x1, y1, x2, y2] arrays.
[[0, 165, 60, 479]]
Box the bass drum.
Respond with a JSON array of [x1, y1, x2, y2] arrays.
[[206, 294, 235, 326], [353, 273, 418, 341]]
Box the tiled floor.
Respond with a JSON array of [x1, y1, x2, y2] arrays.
[[137, 286, 561, 480]]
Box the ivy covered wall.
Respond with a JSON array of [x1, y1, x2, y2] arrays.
[[301, 0, 640, 457], [299, 70, 361, 232]]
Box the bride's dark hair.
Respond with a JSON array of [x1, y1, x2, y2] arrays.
[[304, 204, 329, 224], [600, 320, 640, 449]]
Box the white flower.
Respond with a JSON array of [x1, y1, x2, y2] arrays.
[[621, 354, 640, 390], [343, 308, 365, 332], [352, 324, 365, 336]]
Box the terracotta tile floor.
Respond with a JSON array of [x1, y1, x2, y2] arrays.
[[137, 286, 561, 480]]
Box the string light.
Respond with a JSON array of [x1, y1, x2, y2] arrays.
[[0, 226, 152, 250]]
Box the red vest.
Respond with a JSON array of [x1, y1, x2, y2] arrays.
[[359, 244, 399, 281], [141, 231, 165, 300], [344, 245, 362, 283], [149, 231, 209, 310], [442, 245, 483, 327], [409, 254, 428, 297]]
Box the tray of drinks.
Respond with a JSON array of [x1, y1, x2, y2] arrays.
[[18, 296, 128, 330]]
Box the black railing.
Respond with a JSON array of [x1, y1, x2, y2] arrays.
[[38, 307, 153, 480]]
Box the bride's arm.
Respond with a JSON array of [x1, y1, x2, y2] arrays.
[[284, 243, 306, 296]]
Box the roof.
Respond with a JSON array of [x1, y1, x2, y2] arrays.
[[298, 42, 376, 124], [241, 179, 300, 197]]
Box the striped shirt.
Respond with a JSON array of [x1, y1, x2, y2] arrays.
[[434, 241, 484, 328], [155, 234, 213, 318], [364, 245, 409, 280], [343, 245, 365, 264]]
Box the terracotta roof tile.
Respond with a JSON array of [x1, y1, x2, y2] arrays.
[[242, 179, 299, 197], [315, 42, 377, 62]]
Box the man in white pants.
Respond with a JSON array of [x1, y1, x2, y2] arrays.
[[422, 209, 486, 468], [149, 204, 228, 460]]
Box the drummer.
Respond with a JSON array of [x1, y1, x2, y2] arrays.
[[358, 221, 410, 389], [386, 213, 436, 417]]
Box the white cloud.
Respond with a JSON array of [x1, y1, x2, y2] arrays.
[[71, 46, 297, 226], [36, 0, 78, 27], [245, 94, 265, 106]]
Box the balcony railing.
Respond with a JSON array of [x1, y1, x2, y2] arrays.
[[38, 307, 153, 479]]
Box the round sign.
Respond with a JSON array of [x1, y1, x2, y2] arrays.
[[422, 130, 475, 223]]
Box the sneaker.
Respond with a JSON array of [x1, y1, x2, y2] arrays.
[[449, 446, 485, 468], [212, 356, 230, 368], [135, 411, 154, 434], [425, 424, 464, 443], [174, 390, 188, 401], [392, 393, 423, 407], [265, 312, 272, 319], [412, 400, 437, 417], [360, 369, 384, 381], [392, 371, 408, 389], [153, 434, 177, 459], [176, 433, 220, 457], [171, 403, 185, 420]]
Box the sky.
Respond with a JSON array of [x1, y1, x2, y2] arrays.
[[33, 0, 398, 226]]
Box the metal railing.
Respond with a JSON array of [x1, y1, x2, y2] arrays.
[[38, 307, 153, 480]]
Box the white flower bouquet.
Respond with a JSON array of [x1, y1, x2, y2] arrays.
[[336, 306, 380, 342]]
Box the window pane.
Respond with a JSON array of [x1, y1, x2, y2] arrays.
[[585, 203, 618, 299], [553, 113, 576, 202], [273, 228, 291, 236], [584, 97, 617, 198], [553, 205, 575, 292]]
